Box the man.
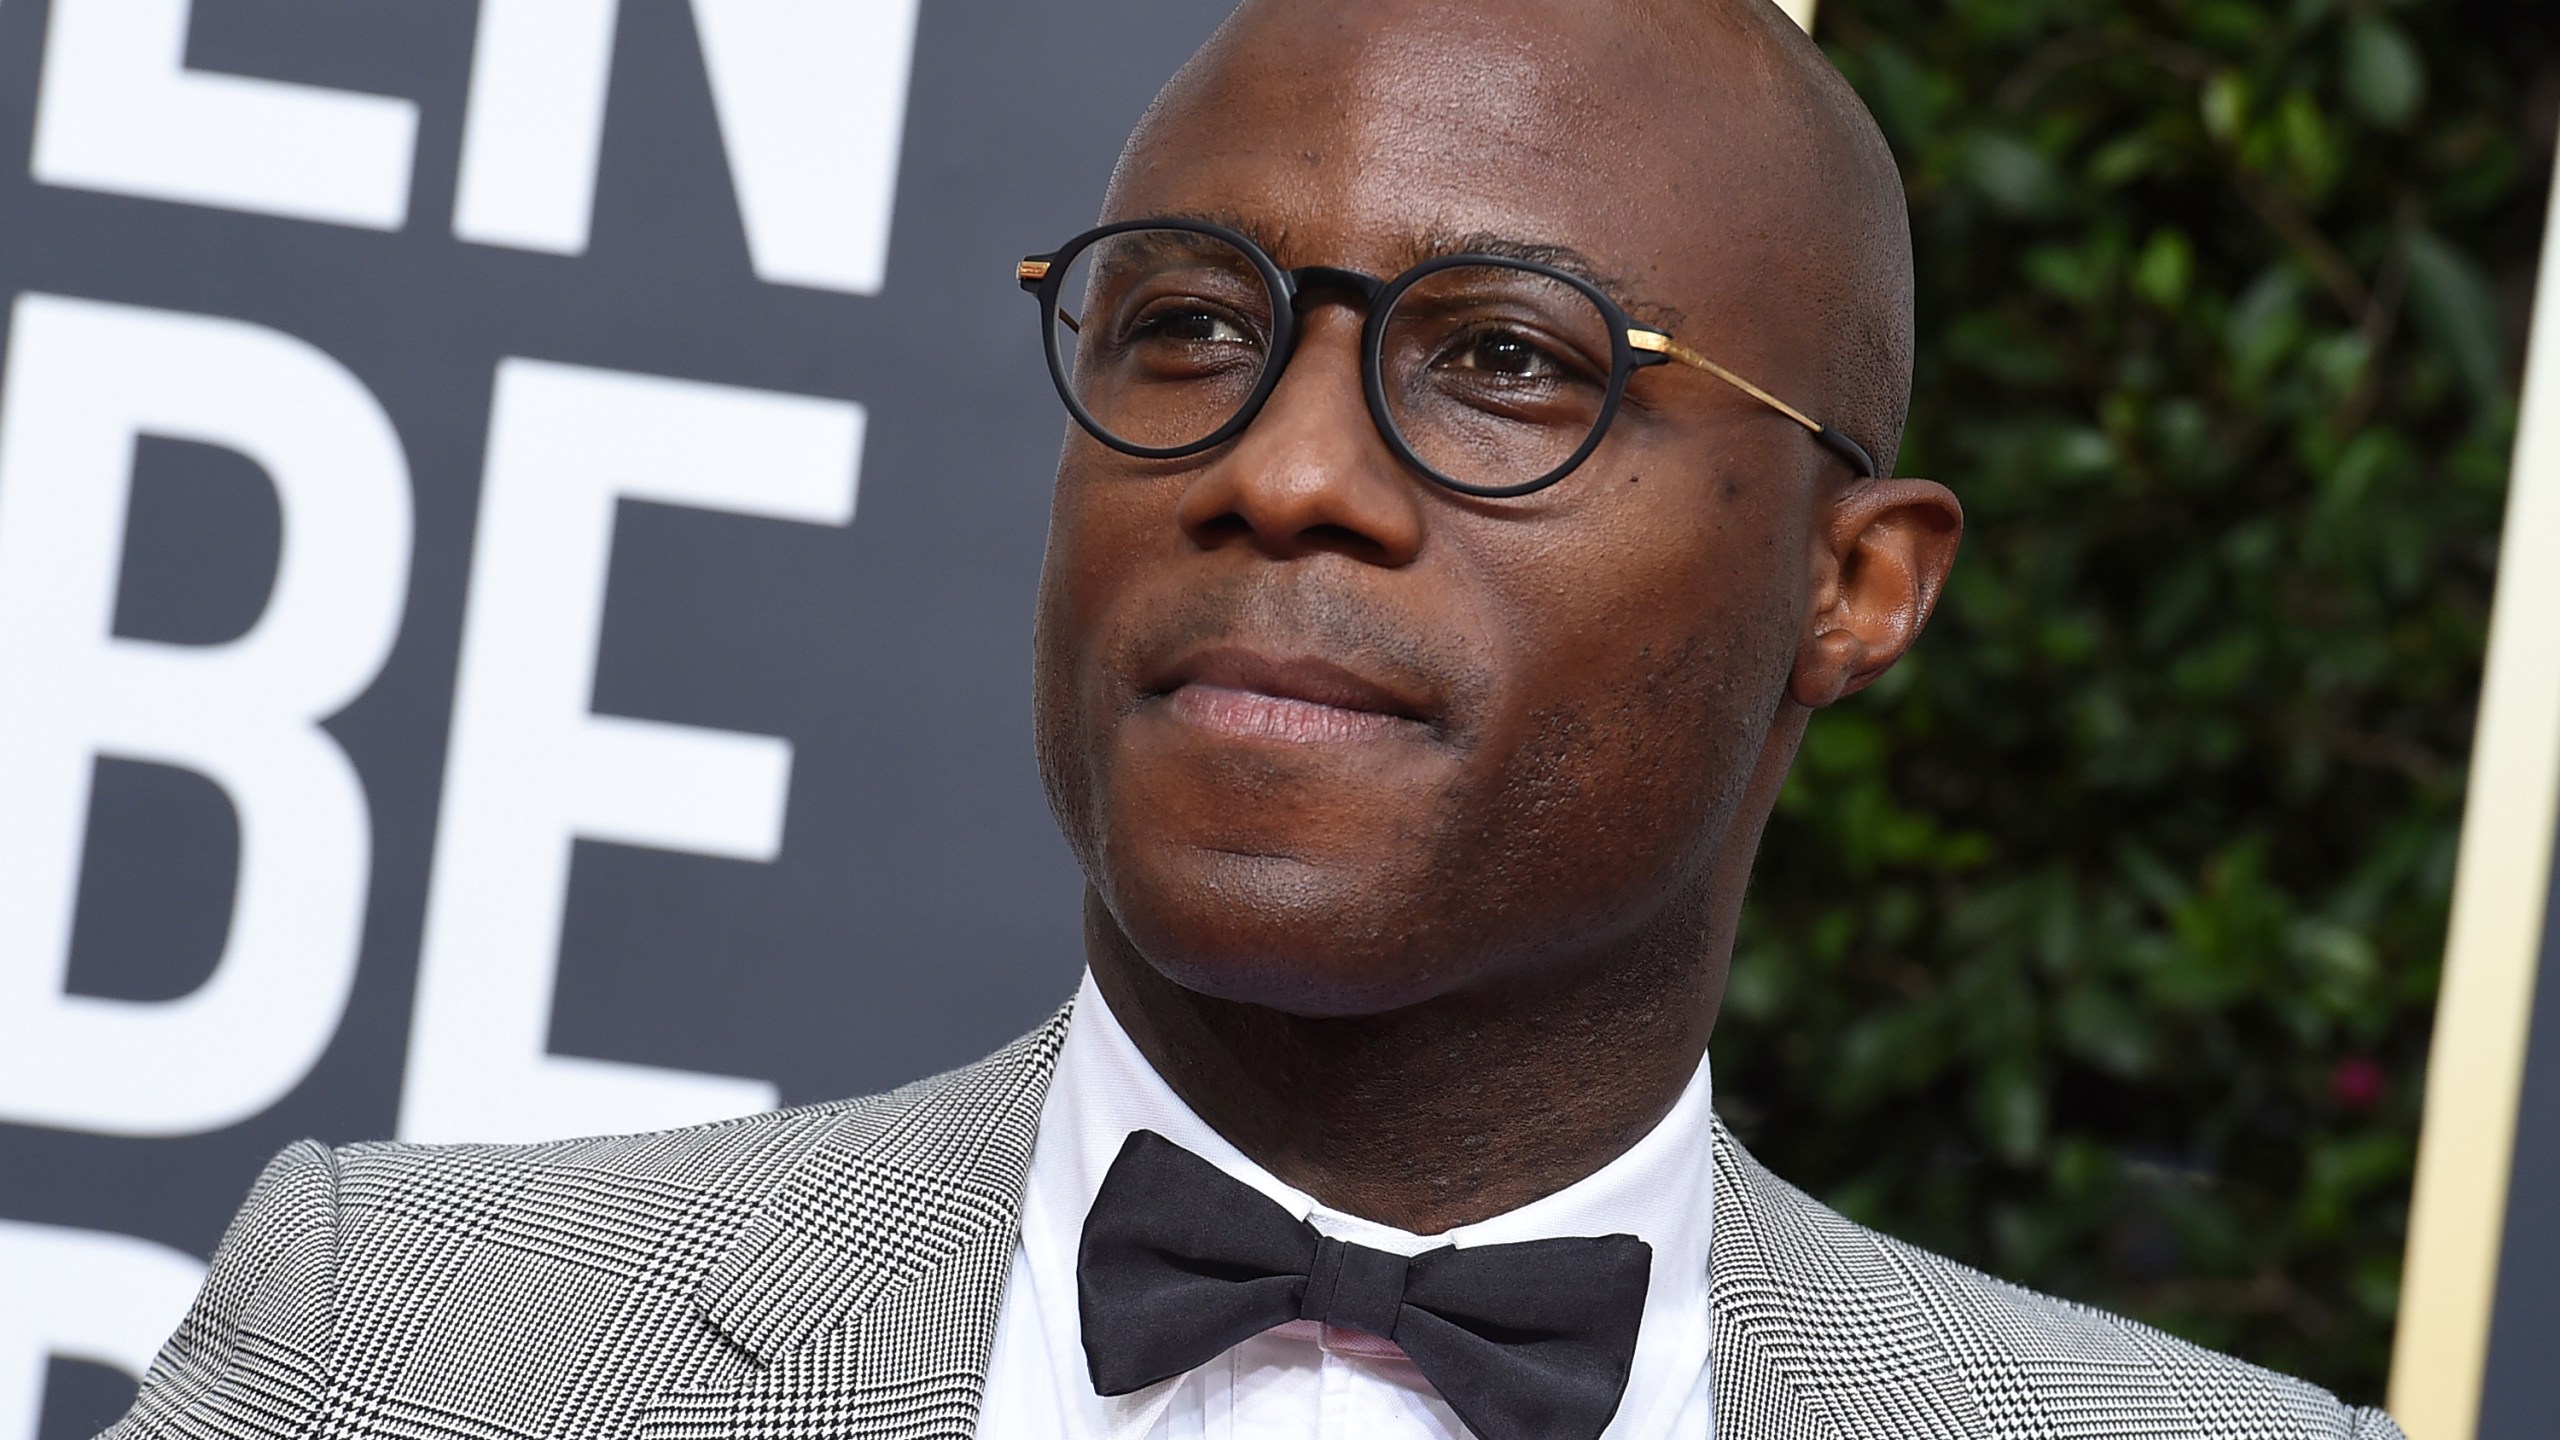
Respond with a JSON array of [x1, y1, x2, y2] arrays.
[[104, 2, 2403, 1437]]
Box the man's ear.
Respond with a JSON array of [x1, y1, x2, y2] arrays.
[[1790, 477, 1963, 708]]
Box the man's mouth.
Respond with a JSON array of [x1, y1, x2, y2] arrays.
[[1150, 646, 1435, 745]]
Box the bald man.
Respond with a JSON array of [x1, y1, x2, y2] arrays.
[[105, 4, 2402, 1439]]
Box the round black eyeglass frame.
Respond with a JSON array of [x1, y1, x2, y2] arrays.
[[1018, 217, 1876, 499]]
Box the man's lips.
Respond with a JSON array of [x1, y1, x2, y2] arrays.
[[1148, 646, 1435, 745]]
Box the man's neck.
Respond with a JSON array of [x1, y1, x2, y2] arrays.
[[1082, 894, 1726, 1234]]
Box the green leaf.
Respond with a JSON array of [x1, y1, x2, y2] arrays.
[[2278, 90, 2342, 196], [2343, 16, 2425, 130], [2057, 984, 2158, 1077], [2405, 226, 2507, 408], [2200, 71, 2250, 144], [2225, 266, 2306, 389], [1963, 132, 2063, 218], [1974, 1058, 2049, 1165], [2133, 229, 2195, 307], [2089, 133, 2163, 189]]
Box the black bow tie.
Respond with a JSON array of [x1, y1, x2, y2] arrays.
[[1076, 1130, 1652, 1440]]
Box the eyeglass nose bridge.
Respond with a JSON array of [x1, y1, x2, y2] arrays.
[[1261, 266, 1388, 387], [1236, 264, 1397, 468], [1279, 265, 1386, 311]]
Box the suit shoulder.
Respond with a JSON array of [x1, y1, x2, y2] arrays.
[[1861, 1205, 2403, 1438], [108, 1018, 1071, 1440], [312, 1035, 1059, 1261], [105, 1141, 345, 1437], [318, 1092, 887, 1254], [1713, 1128, 2401, 1439], [328, 1009, 1074, 1207], [337, 1096, 860, 1190]]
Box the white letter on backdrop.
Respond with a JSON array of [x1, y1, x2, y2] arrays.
[[689, 0, 921, 295], [451, 0, 621, 254], [0, 1222, 204, 1440], [399, 360, 860, 1145], [30, 0, 417, 229], [0, 295, 411, 1136]]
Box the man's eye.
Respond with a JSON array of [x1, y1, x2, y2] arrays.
[[1447, 327, 1567, 380], [1132, 304, 1255, 346]]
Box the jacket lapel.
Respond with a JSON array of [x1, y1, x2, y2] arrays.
[[676, 1009, 1069, 1440], [1709, 1117, 1987, 1440]]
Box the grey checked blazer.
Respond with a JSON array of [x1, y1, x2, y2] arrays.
[[105, 1010, 2404, 1440]]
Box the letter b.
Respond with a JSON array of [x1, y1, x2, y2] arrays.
[[0, 295, 411, 1136]]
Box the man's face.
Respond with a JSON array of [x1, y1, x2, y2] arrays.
[[1034, 1, 1839, 1016]]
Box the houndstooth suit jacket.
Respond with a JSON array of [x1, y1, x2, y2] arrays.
[[105, 1009, 2405, 1440]]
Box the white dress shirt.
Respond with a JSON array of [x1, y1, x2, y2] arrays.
[[973, 971, 1717, 1440]]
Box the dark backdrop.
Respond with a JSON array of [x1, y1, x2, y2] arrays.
[[0, 4, 1225, 1437]]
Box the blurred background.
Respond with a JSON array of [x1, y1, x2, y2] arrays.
[[0, 1, 2551, 1438], [1723, 0, 2554, 1412]]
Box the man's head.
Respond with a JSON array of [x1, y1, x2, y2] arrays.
[[1032, 0, 1959, 1020]]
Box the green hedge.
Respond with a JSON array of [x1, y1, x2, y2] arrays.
[[1722, 0, 2550, 1399]]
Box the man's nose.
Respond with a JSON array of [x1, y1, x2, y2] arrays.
[[1174, 309, 1426, 566]]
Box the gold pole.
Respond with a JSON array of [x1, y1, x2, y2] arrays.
[[2388, 156, 2560, 1440]]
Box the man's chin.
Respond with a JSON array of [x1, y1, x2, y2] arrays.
[[1095, 846, 1478, 1019], [1141, 953, 1451, 1019]]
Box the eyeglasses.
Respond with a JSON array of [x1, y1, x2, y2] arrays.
[[1016, 218, 1875, 499]]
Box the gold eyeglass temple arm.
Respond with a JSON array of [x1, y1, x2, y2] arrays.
[[1625, 329, 1823, 435]]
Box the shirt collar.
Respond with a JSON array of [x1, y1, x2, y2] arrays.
[[1017, 968, 1716, 1435]]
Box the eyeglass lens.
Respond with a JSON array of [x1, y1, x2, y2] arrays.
[[1051, 227, 1618, 492]]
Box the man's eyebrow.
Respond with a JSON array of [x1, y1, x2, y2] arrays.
[[1154, 208, 1294, 264], [1423, 231, 1687, 333], [1143, 210, 1687, 333]]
